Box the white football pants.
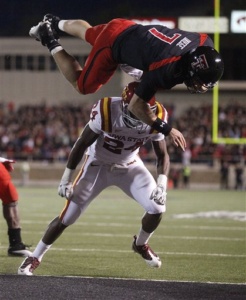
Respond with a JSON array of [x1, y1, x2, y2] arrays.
[[60, 155, 166, 226]]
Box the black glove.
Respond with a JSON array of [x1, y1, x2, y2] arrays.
[[29, 21, 61, 51], [43, 14, 61, 36]]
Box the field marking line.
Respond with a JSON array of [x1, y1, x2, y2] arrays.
[[18, 274, 246, 286], [0, 246, 238, 257], [2, 220, 246, 231], [0, 229, 245, 242]]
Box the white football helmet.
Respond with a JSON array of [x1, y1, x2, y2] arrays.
[[122, 82, 157, 128]]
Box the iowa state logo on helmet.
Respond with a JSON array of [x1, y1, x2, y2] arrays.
[[191, 54, 209, 71]]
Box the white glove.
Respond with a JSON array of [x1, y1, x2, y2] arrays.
[[0, 157, 15, 172], [58, 168, 74, 199], [150, 174, 167, 205]]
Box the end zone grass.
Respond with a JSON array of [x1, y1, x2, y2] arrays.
[[0, 187, 245, 283]]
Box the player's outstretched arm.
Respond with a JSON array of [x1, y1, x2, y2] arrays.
[[150, 140, 170, 205], [58, 124, 99, 198], [128, 94, 156, 126], [152, 140, 170, 177], [128, 95, 186, 151], [168, 128, 186, 152], [66, 124, 99, 170]]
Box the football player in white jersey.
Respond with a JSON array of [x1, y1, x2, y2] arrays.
[[18, 81, 170, 275]]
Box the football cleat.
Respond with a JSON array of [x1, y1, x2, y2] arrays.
[[8, 243, 32, 257], [18, 256, 40, 276], [43, 13, 61, 34], [132, 235, 162, 268], [29, 21, 59, 46]]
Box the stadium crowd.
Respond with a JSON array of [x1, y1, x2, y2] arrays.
[[142, 101, 246, 166], [0, 101, 245, 166]]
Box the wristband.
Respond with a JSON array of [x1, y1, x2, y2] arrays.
[[58, 20, 66, 32], [51, 46, 63, 56], [152, 117, 172, 136]]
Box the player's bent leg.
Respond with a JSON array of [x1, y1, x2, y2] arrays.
[[3, 203, 32, 257], [119, 161, 164, 267], [18, 201, 84, 275], [42, 216, 67, 245], [77, 19, 136, 94], [132, 213, 162, 268], [17, 216, 67, 276], [77, 47, 118, 94]]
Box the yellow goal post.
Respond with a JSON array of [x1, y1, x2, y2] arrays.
[[212, 0, 246, 145]]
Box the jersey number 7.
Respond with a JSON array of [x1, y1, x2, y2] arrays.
[[149, 28, 181, 45]]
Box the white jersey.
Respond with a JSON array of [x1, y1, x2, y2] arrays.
[[87, 97, 167, 164], [60, 97, 168, 226]]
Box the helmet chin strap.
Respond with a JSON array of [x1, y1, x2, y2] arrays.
[[184, 75, 210, 94], [186, 82, 208, 94]]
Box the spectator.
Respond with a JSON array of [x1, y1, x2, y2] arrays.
[[220, 160, 229, 190], [234, 163, 244, 190], [182, 165, 191, 188], [169, 168, 180, 189], [0, 102, 245, 164]]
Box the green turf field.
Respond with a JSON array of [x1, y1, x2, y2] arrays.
[[0, 187, 245, 283]]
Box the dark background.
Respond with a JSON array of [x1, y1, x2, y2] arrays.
[[0, 0, 245, 80], [0, 0, 244, 36]]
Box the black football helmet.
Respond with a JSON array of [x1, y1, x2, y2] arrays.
[[122, 81, 157, 128], [182, 46, 224, 94]]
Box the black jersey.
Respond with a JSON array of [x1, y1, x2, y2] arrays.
[[112, 24, 214, 101]]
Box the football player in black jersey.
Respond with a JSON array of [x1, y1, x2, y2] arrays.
[[29, 16, 224, 151]]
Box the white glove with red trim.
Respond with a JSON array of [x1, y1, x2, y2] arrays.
[[0, 157, 15, 172], [58, 167, 74, 199], [150, 174, 167, 205]]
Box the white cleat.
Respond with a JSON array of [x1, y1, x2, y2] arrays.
[[18, 256, 40, 276], [29, 22, 44, 40], [132, 235, 162, 268]]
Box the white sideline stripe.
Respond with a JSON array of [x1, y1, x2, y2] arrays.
[[0, 228, 245, 242], [3, 220, 246, 231], [165, 225, 246, 231], [37, 247, 246, 258], [8, 231, 244, 242], [38, 274, 246, 286], [0, 245, 244, 257]]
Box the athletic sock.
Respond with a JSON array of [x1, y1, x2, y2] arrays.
[[136, 229, 153, 246], [8, 228, 22, 246], [32, 240, 52, 261]]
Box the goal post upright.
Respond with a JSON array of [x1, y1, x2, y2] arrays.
[[212, 0, 246, 145], [212, 0, 220, 144]]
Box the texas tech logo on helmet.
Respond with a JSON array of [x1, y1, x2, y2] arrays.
[[191, 54, 209, 71]]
